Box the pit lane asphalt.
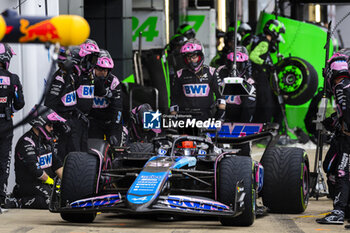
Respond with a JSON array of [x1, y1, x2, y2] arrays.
[[1, 145, 348, 233]]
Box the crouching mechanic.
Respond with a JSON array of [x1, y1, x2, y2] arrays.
[[316, 53, 350, 225], [11, 105, 66, 209], [170, 39, 225, 127], [89, 49, 123, 146]]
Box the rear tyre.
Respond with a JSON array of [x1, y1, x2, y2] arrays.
[[129, 142, 154, 153], [218, 156, 255, 226], [261, 147, 309, 213], [60, 152, 99, 223]]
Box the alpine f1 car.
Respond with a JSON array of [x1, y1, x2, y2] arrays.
[[49, 123, 309, 226]]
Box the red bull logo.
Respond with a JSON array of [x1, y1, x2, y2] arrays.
[[19, 19, 60, 43]]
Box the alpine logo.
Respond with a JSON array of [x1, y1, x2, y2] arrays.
[[183, 84, 210, 97], [132, 196, 148, 201], [0, 97, 7, 103]]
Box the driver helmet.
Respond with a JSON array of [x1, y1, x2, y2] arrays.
[[0, 43, 15, 70], [263, 19, 286, 43], [177, 24, 196, 39], [225, 46, 249, 77], [176, 141, 197, 156], [180, 39, 205, 72], [29, 105, 66, 141], [326, 53, 350, 92]]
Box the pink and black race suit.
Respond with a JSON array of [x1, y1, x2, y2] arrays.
[[170, 65, 224, 120], [44, 70, 77, 119], [13, 129, 62, 209], [0, 67, 24, 204]]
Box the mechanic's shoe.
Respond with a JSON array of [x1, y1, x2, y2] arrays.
[[0, 207, 8, 214], [256, 205, 268, 217], [316, 210, 344, 225], [4, 196, 19, 208]]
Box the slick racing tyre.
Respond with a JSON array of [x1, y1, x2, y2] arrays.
[[129, 142, 154, 154], [271, 57, 318, 105], [261, 147, 309, 213], [60, 152, 99, 223], [218, 156, 255, 226]]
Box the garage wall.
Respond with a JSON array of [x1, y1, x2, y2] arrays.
[[335, 4, 350, 48], [0, 0, 59, 194]]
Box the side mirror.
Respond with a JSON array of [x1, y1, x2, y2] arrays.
[[221, 77, 256, 97]]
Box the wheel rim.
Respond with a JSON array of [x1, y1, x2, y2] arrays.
[[301, 164, 309, 209], [277, 65, 303, 93]]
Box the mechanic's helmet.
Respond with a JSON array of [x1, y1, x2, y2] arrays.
[[263, 19, 285, 43], [169, 34, 188, 54], [65, 46, 84, 75], [131, 103, 161, 134], [180, 39, 205, 72], [57, 46, 76, 72], [326, 53, 350, 92], [177, 24, 196, 39], [96, 49, 114, 71], [224, 31, 241, 48], [57, 46, 67, 64], [226, 46, 249, 77], [216, 28, 225, 39], [176, 141, 197, 156], [238, 23, 252, 36], [29, 105, 66, 141], [79, 39, 100, 72], [0, 43, 15, 70], [227, 21, 236, 32]]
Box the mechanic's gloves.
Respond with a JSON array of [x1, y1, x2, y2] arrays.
[[44, 176, 54, 186], [215, 108, 226, 121], [109, 135, 119, 146], [322, 112, 340, 132], [263, 57, 274, 73], [170, 105, 179, 114], [61, 122, 71, 134]]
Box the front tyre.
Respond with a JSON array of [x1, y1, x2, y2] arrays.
[[218, 156, 255, 226], [60, 152, 99, 223]]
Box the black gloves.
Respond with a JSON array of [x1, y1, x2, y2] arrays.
[[215, 108, 225, 121], [61, 123, 71, 134], [322, 112, 340, 132], [109, 135, 119, 146]]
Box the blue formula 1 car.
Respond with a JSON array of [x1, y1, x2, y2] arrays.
[[49, 123, 309, 226]]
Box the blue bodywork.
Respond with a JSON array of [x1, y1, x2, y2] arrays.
[[126, 156, 197, 209]]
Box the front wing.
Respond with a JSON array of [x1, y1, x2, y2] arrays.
[[49, 181, 246, 218]]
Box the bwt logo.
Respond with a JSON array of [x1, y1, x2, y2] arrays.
[[183, 84, 209, 97], [143, 110, 161, 129]]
